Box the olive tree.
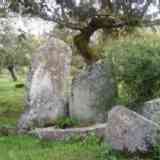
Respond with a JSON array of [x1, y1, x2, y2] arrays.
[[0, 23, 37, 81], [8, 0, 160, 63]]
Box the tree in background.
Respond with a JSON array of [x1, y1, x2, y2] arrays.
[[106, 34, 160, 105], [0, 22, 38, 81], [8, 0, 160, 63]]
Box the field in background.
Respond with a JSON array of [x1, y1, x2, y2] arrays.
[[0, 73, 25, 127]]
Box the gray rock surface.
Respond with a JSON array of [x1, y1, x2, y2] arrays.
[[18, 37, 72, 132], [105, 106, 160, 153], [89, 29, 104, 49], [140, 98, 160, 125], [30, 123, 106, 140], [70, 61, 116, 124]]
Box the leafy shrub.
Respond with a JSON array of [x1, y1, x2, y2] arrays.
[[106, 34, 160, 106], [55, 116, 79, 129], [153, 144, 160, 160]]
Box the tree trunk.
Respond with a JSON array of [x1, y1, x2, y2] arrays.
[[74, 26, 100, 64], [74, 33, 95, 64], [73, 16, 119, 64], [7, 65, 18, 81]]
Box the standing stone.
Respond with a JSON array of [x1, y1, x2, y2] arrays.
[[105, 106, 160, 153], [140, 98, 160, 125], [18, 37, 72, 132], [70, 61, 116, 124]]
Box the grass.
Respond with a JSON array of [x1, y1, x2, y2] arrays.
[[0, 135, 108, 160], [0, 135, 154, 160], [0, 74, 25, 127]]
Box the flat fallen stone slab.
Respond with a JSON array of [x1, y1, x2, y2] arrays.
[[30, 124, 107, 140]]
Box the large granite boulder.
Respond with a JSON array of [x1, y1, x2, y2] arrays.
[[18, 37, 72, 132], [69, 61, 116, 124], [140, 98, 160, 125], [105, 106, 160, 153]]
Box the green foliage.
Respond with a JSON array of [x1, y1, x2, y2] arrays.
[[106, 34, 160, 106], [153, 144, 160, 160], [0, 23, 39, 71], [55, 116, 79, 129]]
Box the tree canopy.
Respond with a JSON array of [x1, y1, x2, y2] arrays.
[[7, 0, 160, 63], [0, 22, 38, 81]]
